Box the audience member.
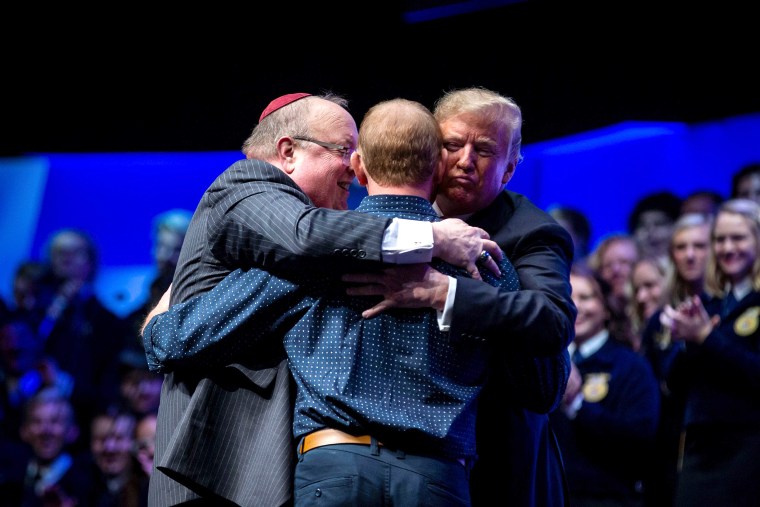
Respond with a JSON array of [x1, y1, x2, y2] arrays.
[[145, 92, 501, 505], [33, 228, 127, 441], [134, 412, 157, 477], [549, 204, 593, 266], [115, 348, 161, 420], [15, 388, 91, 507], [628, 190, 682, 261], [680, 189, 724, 217], [628, 256, 671, 351], [731, 162, 760, 202], [661, 198, 760, 507], [9, 261, 47, 326], [589, 233, 638, 303], [0, 316, 74, 445], [125, 209, 192, 344], [88, 406, 148, 507], [638, 212, 712, 507], [587, 233, 639, 348], [552, 265, 660, 507]]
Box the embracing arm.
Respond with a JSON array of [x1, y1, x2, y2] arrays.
[[452, 215, 575, 413], [451, 219, 576, 355], [142, 269, 309, 373], [207, 162, 501, 277]]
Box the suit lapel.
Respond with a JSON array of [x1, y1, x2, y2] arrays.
[[467, 191, 516, 235]]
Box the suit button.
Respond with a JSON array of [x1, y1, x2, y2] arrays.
[[315, 488, 322, 497], [350, 249, 359, 257], [358, 251, 366, 258]]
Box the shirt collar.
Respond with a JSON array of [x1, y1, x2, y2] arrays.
[[731, 277, 753, 302], [432, 201, 474, 221], [570, 329, 609, 359]]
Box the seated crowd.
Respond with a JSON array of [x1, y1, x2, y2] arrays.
[[0, 162, 758, 507]]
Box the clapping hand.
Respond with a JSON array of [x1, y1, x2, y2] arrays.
[[659, 295, 720, 344]]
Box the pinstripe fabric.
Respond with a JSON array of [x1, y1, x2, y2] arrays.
[[170, 159, 390, 306], [149, 159, 390, 506]]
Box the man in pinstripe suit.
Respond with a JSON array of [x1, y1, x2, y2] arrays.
[[148, 92, 502, 506]]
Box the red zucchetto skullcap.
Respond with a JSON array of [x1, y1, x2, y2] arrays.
[[259, 93, 312, 122]]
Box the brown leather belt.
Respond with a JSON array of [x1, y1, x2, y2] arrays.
[[299, 428, 466, 467], [300, 428, 381, 454]]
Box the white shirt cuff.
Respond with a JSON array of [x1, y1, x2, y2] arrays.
[[437, 276, 457, 331], [381, 218, 434, 264]]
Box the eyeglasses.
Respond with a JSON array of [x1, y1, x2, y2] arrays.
[[292, 136, 353, 165]]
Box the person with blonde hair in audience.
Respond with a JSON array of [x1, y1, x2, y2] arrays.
[[661, 199, 760, 507], [628, 256, 671, 351], [638, 212, 712, 507], [588, 233, 639, 349]]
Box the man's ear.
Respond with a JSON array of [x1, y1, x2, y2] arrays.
[[352, 151, 368, 187], [502, 159, 517, 185], [277, 137, 297, 174]]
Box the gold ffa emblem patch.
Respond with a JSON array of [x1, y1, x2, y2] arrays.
[[654, 328, 672, 350], [582, 373, 610, 403], [734, 306, 760, 336]]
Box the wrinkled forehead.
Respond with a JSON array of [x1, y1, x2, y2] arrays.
[[308, 100, 358, 144], [440, 111, 511, 144]]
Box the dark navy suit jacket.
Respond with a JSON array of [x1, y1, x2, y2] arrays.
[[460, 190, 576, 507]]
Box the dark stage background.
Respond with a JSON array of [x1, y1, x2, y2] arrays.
[[2, 1, 757, 155]]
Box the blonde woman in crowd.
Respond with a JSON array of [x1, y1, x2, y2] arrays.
[[588, 233, 639, 349], [661, 199, 760, 507], [629, 256, 671, 351], [638, 212, 712, 507]]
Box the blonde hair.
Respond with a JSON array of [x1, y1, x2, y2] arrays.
[[587, 233, 638, 274], [705, 198, 760, 296], [433, 87, 523, 166], [628, 255, 672, 334], [666, 212, 713, 305]]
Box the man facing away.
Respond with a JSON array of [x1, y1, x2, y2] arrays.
[[343, 87, 577, 506]]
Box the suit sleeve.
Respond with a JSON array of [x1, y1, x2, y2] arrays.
[[213, 174, 390, 271], [451, 201, 576, 413], [170, 162, 390, 305]]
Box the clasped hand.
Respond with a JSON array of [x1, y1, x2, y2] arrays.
[[431, 218, 502, 279], [343, 264, 450, 319], [659, 295, 720, 344]]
